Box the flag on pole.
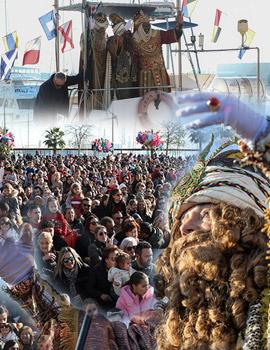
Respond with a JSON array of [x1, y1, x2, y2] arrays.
[[181, 0, 198, 18], [2, 31, 18, 52], [89, 2, 102, 29], [58, 21, 74, 53], [39, 10, 56, 40], [22, 37, 41, 65], [211, 9, 222, 43], [238, 29, 255, 59], [90, 2, 101, 18], [1, 49, 18, 81]]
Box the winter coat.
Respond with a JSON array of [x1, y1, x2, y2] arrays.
[[88, 240, 106, 268], [116, 285, 157, 322], [147, 227, 165, 249], [40, 212, 68, 237], [108, 266, 136, 296], [87, 261, 115, 310], [53, 263, 89, 300], [33, 73, 82, 118], [75, 233, 95, 262]]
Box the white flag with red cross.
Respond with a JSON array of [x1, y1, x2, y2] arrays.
[[58, 20, 74, 53]]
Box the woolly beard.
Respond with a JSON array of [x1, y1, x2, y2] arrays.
[[168, 230, 229, 309]]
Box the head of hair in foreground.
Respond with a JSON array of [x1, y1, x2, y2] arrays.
[[155, 138, 269, 350]]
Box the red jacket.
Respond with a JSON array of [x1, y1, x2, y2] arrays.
[[119, 171, 131, 184], [40, 212, 68, 237]]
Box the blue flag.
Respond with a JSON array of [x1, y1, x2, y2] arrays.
[[1, 49, 18, 81], [39, 10, 56, 40]]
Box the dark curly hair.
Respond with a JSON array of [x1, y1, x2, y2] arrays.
[[155, 202, 267, 350]]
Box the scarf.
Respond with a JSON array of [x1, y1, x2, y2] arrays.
[[63, 265, 79, 297]]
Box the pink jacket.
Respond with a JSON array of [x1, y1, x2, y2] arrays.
[[116, 285, 157, 322]]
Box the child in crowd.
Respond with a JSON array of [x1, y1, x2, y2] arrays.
[[51, 171, 63, 193], [127, 199, 137, 216], [42, 187, 53, 207], [40, 197, 67, 239], [116, 271, 157, 324], [135, 182, 146, 202], [3, 166, 17, 185], [82, 298, 100, 318], [0, 183, 20, 219], [108, 252, 136, 298], [66, 183, 84, 218]]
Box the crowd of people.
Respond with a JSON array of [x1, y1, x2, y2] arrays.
[[0, 150, 196, 347]]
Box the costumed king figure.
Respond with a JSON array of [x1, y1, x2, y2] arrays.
[[132, 10, 183, 96], [105, 13, 137, 104], [79, 12, 108, 111]]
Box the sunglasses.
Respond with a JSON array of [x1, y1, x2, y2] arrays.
[[115, 193, 122, 197], [98, 231, 107, 236], [0, 222, 9, 226], [63, 256, 74, 263], [0, 325, 10, 329], [126, 246, 136, 252], [90, 221, 98, 225], [82, 203, 91, 207]]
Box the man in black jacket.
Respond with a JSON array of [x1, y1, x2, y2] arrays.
[[33, 71, 83, 120]]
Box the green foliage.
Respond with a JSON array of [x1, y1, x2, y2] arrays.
[[43, 127, 66, 155]]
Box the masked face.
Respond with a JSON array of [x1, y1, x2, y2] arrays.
[[142, 22, 151, 34]]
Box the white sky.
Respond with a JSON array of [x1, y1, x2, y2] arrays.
[[0, 0, 269, 74]]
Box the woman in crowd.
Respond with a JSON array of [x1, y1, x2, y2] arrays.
[[0, 324, 17, 346], [63, 207, 84, 235], [75, 213, 99, 264], [88, 225, 111, 268], [53, 246, 89, 305], [81, 178, 92, 196], [119, 237, 138, 260], [35, 231, 57, 280], [137, 199, 152, 223], [0, 217, 18, 241], [122, 222, 140, 243], [62, 176, 74, 194], [18, 326, 36, 350], [87, 245, 120, 311], [50, 172, 63, 193], [106, 188, 127, 217], [92, 194, 109, 220]]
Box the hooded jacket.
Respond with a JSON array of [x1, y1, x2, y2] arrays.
[[116, 285, 157, 322]]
